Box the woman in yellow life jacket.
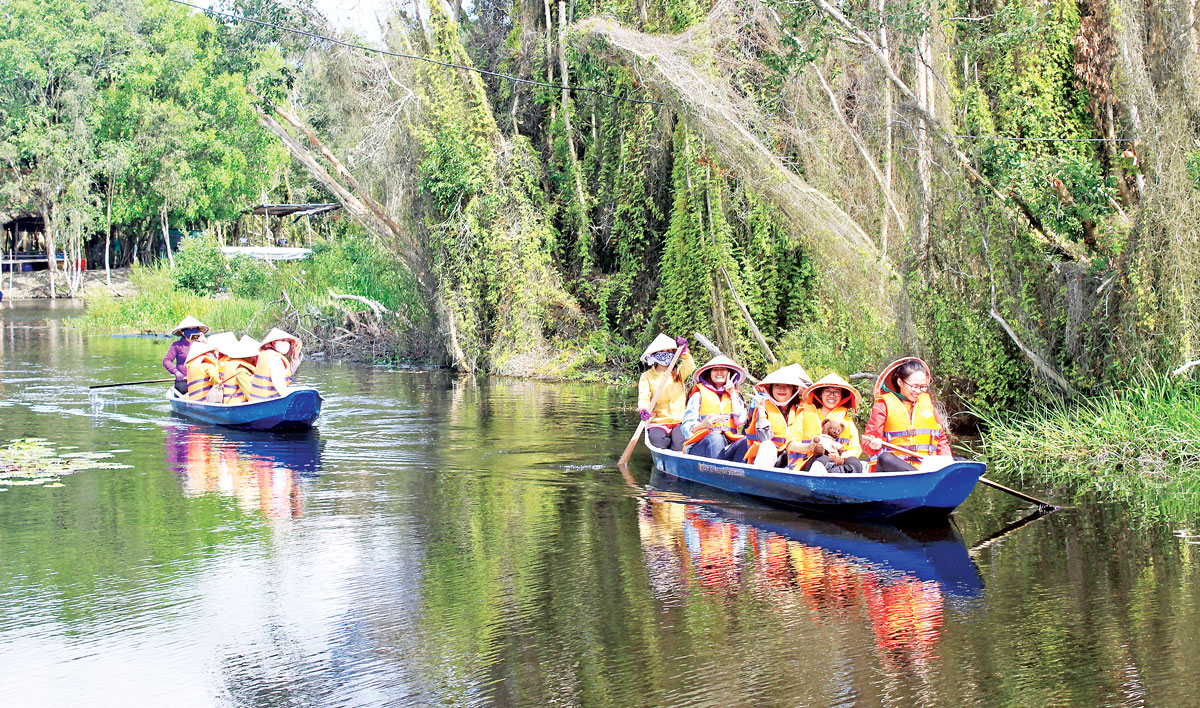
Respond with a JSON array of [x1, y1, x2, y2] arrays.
[[722, 363, 812, 467], [218, 336, 259, 404], [794, 373, 864, 474], [861, 357, 951, 472], [637, 333, 696, 451], [183, 341, 222, 402], [249, 328, 301, 401], [680, 355, 748, 459]]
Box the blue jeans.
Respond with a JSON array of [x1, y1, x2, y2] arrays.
[[685, 432, 727, 459]]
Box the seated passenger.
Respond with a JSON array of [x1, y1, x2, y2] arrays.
[[219, 336, 259, 404], [861, 357, 951, 472], [722, 363, 811, 467], [795, 374, 864, 474], [637, 333, 696, 451], [183, 341, 222, 402], [680, 355, 748, 459], [249, 328, 302, 401]]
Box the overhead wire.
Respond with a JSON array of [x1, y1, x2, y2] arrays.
[[164, 0, 667, 106]]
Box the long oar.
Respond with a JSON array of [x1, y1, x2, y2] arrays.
[[877, 440, 1056, 509], [89, 377, 175, 389], [618, 345, 686, 466]]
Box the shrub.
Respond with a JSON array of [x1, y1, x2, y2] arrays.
[[228, 255, 270, 298], [172, 236, 228, 294]]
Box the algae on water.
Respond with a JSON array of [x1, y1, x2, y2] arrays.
[[0, 438, 132, 491]]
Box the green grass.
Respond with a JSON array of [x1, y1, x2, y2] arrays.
[[976, 374, 1200, 523], [78, 267, 272, 334]]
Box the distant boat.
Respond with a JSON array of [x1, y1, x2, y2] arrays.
[[167, 387, 323, 431], [644, 433, 985, 520]]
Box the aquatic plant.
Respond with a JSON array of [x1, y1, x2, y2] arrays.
[[976, 375, 1200, 522], [0, 438, 131, 492]]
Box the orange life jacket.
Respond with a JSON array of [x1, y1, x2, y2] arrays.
[[185, 354, 221, 401], [742, 398, 806, 464], [870, 391, 942, 469], [220, 357, 255, 403], [683, 384, 744, 448], [248, 350, 293, 401]]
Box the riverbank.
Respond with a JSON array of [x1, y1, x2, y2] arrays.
[[976, 375, 1200, 523], [1, 267, 137, 300]]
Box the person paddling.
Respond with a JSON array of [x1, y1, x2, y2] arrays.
[[637, 333, 696, 451], [861, 357, 951, 472], [795, 373, 864, 474], [164, 316, 209, 395], [249, 328, 301, 401], [680, 355, 748, 459]]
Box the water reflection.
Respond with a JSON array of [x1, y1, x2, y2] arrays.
[[640, 473, 983, 670], [165, 425, 322, 519]]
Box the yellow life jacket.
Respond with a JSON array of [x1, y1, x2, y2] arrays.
[[871, 391, 941, 468], [185, 354, 221, 401], [683, 384, 744, 448], [248, 350, 293, 401], [797, 406, 861, 465], [742, 399, 806, 464], [220, 357, 255, 403]]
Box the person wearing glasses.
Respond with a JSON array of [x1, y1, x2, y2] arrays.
[[164, 316, 209, 395], [860, 357, 950, 472]]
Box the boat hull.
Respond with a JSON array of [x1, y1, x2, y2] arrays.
[[167, 388, 323, 431], [646, 435, 984, 520]]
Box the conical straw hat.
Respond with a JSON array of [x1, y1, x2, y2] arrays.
[[184, 341, 216, 364], [639, 333, 679, 364], [803, 372, 862, 411], [227, 335, 261, 360], [207, 332, 238, 355], [259, 327, 300, 351], [873, 357, 930, 399], [171, 315, 210, 336], [693, 354, 748, 387], [753, 363, 811, 403]]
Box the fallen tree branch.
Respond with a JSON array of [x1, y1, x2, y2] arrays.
[[1171, 359, 1200, 376], [329, 290, 391, 321], [720, 266, 776, 364]]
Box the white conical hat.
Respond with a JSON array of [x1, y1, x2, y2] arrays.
[[693, 354, 748, 387], [227, 335, 260, 360], [259, 327, 300, 351], [207, 332, 238, 355], [753, 363, 812, 403], [184, 341, 217, 364], [803, 372, 862, 411], [640, 333, 679, 364], [171, 316, 210, 336]]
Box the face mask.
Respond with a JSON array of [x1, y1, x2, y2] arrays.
[[649, 350, 674, 366], [275, 341, 291, 355]]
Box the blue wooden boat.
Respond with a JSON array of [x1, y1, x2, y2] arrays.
[[645, 433, 985, 520], [167, 387, 323, 431]]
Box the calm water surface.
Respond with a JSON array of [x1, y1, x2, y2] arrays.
[[1, 302, 1199, 707]]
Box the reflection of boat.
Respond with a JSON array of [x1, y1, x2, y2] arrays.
[[644, 432, 985, 520], [639, 475, 983, 668], [650, 472, 983, 599], [166, 425, 322, 518], [167, 387, 323, 430]]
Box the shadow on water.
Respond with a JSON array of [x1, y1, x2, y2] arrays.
[[165, 424, 324, 519]]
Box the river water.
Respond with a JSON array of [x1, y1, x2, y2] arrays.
[[1, 302, 1199, 707]]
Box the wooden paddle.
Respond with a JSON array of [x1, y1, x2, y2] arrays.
[[89, 378, 175, 389], [875, 439, 1055, 509], [618, 344, 686, 466]]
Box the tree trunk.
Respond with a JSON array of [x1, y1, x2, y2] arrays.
[[559, 0, 589, 245], [42, 202, 56, 299], [544, 0, 556, 129], [916, 30, 933, 275], [161, 202, 176, 268], [877, 0, 893, 252], [105, 178, 112, 287]]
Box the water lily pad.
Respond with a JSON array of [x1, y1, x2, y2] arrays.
[[0, 438, 131, 489]]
